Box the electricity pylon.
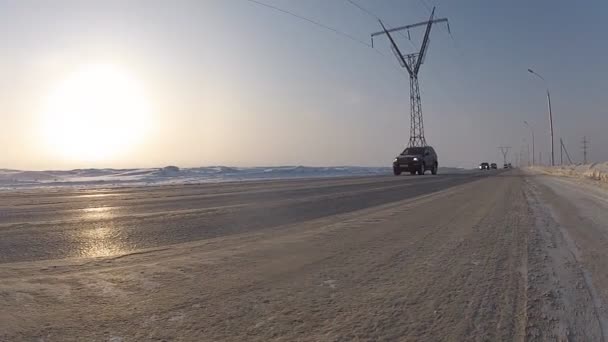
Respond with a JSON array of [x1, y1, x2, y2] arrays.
[[582, 136, 589, 164], [371, 8, 449, 147], [498, 146, 511, 166]]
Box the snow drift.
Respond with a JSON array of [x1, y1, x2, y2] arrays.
[[531, 162, 608, 184]]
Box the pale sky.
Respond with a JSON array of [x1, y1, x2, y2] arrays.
[[1, 0, 606, 170]]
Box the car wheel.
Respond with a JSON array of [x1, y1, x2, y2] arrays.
[[393, 168, 402, 176], [431, 163, 438, 175]]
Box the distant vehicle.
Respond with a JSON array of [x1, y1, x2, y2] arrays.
[[479, 162, 490, 170], [490, 163, 497, 169], [503, 163, 509, 169], [393, 146, 438, 176]]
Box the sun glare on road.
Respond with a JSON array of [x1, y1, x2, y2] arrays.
[[39, 64, 152, 163], [78, 207, 124, 258]]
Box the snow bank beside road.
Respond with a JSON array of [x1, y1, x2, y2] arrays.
[[530, 162, 608, 184]]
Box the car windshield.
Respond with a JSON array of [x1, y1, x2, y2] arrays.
[[402, 147, 426, 155]]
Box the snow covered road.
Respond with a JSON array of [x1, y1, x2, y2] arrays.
[[2, 170, 608, 340], [0, 173, 485, 263]]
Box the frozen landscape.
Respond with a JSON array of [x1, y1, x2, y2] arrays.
[[0, 165, 467, 189], [2, 0, 607, 339]]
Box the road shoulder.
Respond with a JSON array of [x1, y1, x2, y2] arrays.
[[524, 174, 608, 340]]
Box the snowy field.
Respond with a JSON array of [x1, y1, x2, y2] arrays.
[[0, 166, 470, 190], [0, 166, 382, 189]]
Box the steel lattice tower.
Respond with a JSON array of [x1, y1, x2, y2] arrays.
[[498, 146, 511, 166], [371, 7, 449, 147], [407, 54, 425, 147]]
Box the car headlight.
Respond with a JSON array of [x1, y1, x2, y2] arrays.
[[413, 157, 418, 161], [393, 158, 398, 163]]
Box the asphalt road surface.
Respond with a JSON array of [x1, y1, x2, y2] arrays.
[[0, 172, 490, 263], [2, 170, 608, 341]]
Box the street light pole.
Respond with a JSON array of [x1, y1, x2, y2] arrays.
[[524, 120, 535, 165], [546, 89, 554, 166], [528, 68, 555, 166]]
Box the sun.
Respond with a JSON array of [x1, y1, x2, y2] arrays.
[[40, 64, 152, 163]]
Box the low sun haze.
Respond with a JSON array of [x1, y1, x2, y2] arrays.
[[1, 0, 606, 170]]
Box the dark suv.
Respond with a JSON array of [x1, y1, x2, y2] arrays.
[[393, 146, 438, 175]]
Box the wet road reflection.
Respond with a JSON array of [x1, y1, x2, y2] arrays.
[[74, 207, 124, 258]]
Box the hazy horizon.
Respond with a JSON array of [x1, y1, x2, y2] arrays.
[[2, 0, 606, 170]]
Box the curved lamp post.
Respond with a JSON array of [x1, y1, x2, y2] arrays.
[[528, 68, 554, 166]]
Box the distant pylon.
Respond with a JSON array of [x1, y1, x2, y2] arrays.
[[498, 146, 511, 166], [582, 136, 589, 164]]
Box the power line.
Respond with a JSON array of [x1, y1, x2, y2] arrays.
[[244, 0, 372, 48], [346, 0, 417, 50], [418, 0, 433, 13], [243, 0, 406, 73], [346, 0, 379, 20], [411, 0, 465, 81], [415, 0, 454, 41], [411, 0, 474, 110]]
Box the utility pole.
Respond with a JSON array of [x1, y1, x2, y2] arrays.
[[524, 121, 535, 165], [372, 8, 450, 147], [560, 139, 573, 165], [519, 146, 525, 168], [548, 90, 554, 165], [560, 138, 563, 165], [498, 146, 511, 166], [582, 136, 589, 164]]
